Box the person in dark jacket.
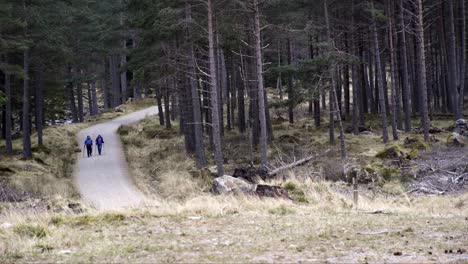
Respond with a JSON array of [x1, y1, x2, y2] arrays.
[[84, 136, 93, 157], [95, 135, 105, 155]]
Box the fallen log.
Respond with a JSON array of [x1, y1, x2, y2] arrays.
[[267, 155, 316, 177]]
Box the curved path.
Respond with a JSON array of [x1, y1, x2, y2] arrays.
[[74, 107, 158, 210]]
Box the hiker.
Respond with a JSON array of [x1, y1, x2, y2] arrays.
[[95, 135, 105, 155], [84, 136, 93, 158]]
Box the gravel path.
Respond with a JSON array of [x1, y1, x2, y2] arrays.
[[74, 107, 158, 210]]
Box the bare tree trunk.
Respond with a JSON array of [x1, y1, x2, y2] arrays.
[[325, 0, 345, 158], [208, 0, 224, 176], [371, 0, 389, 143], [87, 82, 93, 116], [164, 79, 171, 129], [22, 48, 32, 159], [120, 8, 128, 103], [109, 56, 121, 107], [238, 50, 247, 134], [287, 38, 294, 124], [277, 39, 283, 100], [35, 65, 44, 146], [415, 0, 430, 141], [186, 2, 207, 168], [156, 86, 165, 126], [351, 0, 359, 135], [399, 0, 411, 132], [253, 0, 268, 167], [387, 0, 399, 140], [67, 67, 78, 123], [343, 33, 351, 120], [76, 70, 84, 122], [447, 0, 460, 119], [459, 0, 466, 115], [102, 59, 109, 110], [4, 56, 12, 154], [91, 81, 99, 115]]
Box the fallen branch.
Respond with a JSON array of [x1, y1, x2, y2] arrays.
[[357, 229, 390, 235], [353, 210, 391, 215], [267, 155, 316, 177]]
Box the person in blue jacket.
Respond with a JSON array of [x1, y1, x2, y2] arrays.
[[84, 136, 93, 157], [95, 135, 105, 155]]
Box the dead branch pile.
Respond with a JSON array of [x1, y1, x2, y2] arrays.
[[406, 145, 467, 195]]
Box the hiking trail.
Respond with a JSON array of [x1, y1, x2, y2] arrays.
[[74, 107, 158, 210]]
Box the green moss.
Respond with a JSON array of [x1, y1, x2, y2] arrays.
[[14, 224, 48, 238], [404, 137, 429, 150], [376, 145, 404, 159], [379, 167, 401, 182], [406, 149, 419, 160]]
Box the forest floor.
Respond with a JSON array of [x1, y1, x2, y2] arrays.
[[0, 100, 467, 262]]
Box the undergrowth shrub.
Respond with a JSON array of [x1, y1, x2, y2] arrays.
[[322, 159, 345, 181]]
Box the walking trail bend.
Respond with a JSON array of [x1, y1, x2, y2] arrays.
[[74, 107, 158, 210]]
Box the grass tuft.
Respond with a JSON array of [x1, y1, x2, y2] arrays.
[[268, 205, 295, 215], [13, 224, 48, 238]]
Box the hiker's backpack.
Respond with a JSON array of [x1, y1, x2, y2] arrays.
[[85, 138, 93, 146], [97, 137, 103, 145]]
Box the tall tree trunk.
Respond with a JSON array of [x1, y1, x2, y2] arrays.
[[109, 56, 121, 107], [22, 48, 32, 159], [4, 56, 12, 154], [344, 33, 351, 120], [186, 2, 206, 168], [253, 0, 268, 167], [238, 50, 247, 133], [67, 67, 78, 123], [207, 0, 224, 176], [387, 0, 399, 140], [87, 82, 93, 116], [287, 38, 294, 124], [102, 59, 109, 110], [164, 79, 171, 129], [156, 86, 164, 126], [277, 39, 283, 100], [120, 9, 128, 103], [35, 65, 44, 146], [325, 0, 346, 158], [399, 0, 411, 132], [459, 0, 466, 115], [91, 81, 99, 116], [371, 0, 389, 143], [447, 0, 460, 119], [76, 70, 84, 122], [415, 0, 430, 141]]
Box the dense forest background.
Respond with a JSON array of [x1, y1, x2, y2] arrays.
[[0, 0, 466, 176]]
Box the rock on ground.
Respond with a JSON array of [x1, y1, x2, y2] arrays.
[[212, 175, 255, 195]]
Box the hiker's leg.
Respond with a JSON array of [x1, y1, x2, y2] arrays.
[[98, 145, 102, 155]]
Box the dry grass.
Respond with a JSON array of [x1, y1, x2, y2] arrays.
[[0, 185, 466, 262], [120, 116, 206, 200]]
